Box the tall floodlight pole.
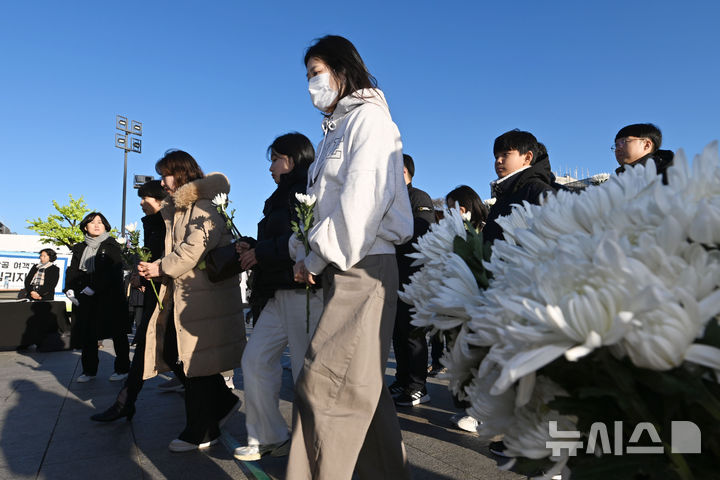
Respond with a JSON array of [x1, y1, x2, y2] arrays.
[[115, 116, 143, 236]]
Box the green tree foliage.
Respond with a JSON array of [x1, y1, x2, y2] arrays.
[[26, 195, 91, 248]]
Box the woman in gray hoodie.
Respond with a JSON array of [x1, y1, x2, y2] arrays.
[[288, 35, 413, 480]]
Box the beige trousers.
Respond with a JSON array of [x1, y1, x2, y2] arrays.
[[286, 254, 411, 480]]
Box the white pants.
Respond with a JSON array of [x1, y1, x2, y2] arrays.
[[241, 288, 323, 446]]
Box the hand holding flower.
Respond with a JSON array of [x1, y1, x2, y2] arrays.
[[235, 241, 251, 255], [239, 249, 258, 270], [138, 261, 161, 279], [293, 260, 316, 285]]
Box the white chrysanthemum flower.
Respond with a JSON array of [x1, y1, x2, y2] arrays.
[[477, 145, 720, 397], [402, 140, 720, 467], [212, 192, 228, 207], [442, 324, 488, 400], [125, 222, 137, 233], [465, 358, 516, 441], [407, 207, 466, 267], [295, 193, 317, 206], [501, 376, 575, 461], [116, 236, 126, 245]]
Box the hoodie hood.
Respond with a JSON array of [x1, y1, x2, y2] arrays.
[[322, 88, 391, 133], [170, 172, 231, 210], [615, 149, 674, 178]]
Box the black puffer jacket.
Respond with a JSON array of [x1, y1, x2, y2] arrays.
[[140, 212, 165, 324], [141, 212, 165, 262], [615, 149, 674, 184], [483, 156, 556, 246], [245, 166, 309, 312]]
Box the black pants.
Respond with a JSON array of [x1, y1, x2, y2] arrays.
[[117, 283, 161, 407], [392, 298, 428, 391], [81, 331, 130, 376], [430, 332, 446, 366], [113, 319, 148, 407], [162, 317, 238, 444]]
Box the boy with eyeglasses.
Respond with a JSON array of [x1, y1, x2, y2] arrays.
[[613, 123, 674, 183]]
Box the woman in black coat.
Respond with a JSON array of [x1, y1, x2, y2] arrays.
[[23, 248, 60, 301], [64, 212, 130, 383]]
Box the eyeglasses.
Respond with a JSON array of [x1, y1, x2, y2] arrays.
[[611, 137, 645, 151]]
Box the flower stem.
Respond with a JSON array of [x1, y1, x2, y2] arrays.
[[150, 279, 163, 311], [306, 285, 310, 333]]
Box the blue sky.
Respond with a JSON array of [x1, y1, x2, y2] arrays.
[[2, 1, 719, 238]]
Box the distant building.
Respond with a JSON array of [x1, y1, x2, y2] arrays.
[[555, 173, 611, 191], [0, 221, 11, 235]]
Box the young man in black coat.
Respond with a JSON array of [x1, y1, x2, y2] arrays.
[[391, 154, 436, 407], [91, 180, 168, 421], [484, 130, 556, 456], [483, 129, 556, 246], [613, 123, 674, 184]]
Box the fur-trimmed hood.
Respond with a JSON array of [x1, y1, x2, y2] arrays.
[[169, 172, 230, 210]]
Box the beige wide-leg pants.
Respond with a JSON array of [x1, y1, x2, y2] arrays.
[[286, 254, 411, 480]]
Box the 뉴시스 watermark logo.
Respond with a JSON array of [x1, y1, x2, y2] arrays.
[[546, 421, 701, 456]]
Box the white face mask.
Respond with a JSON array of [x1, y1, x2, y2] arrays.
[[308, 73, 338, 111]]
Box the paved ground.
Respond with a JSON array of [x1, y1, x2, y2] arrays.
[[0, 332, 523, 480]]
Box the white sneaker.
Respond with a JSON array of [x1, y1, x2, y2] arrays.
[[234, 439, 290, 461], [168, 438, 218, 452], [224, 375, 235, 390], [450, 413, 478, 433], [76, 374, 96, 383], [109, 372, 128, 382]]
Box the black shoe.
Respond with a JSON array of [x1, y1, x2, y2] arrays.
[[489, 440, 508, 457], [427, 364, 447, 377], [394, 387, 430, 407], [388, 381, 406, 398], [90, 402, 136, 422]]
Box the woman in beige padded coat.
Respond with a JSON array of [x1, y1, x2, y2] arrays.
[[139, 149, 246, 453]]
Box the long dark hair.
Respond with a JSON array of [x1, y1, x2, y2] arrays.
[[267, 132, 315, 170], [155, 150, 204, 189], [446, 185, 488, 230], [304, 35, 377, 102]]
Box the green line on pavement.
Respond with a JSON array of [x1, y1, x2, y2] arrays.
[[221, 431, 272, 480]]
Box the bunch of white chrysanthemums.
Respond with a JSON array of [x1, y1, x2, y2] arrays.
[[400, 141, 720, 476]]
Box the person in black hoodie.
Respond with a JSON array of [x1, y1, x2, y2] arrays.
[[233, 132, 324, 462], [65, 212, 130, 383], [483, 130, 556, 457], [91, 180, 167, 422], [613, 123, 674, 184], [483, 129, 556, 246]]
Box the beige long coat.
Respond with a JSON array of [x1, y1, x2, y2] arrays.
[[142, 173, 246, 379]]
